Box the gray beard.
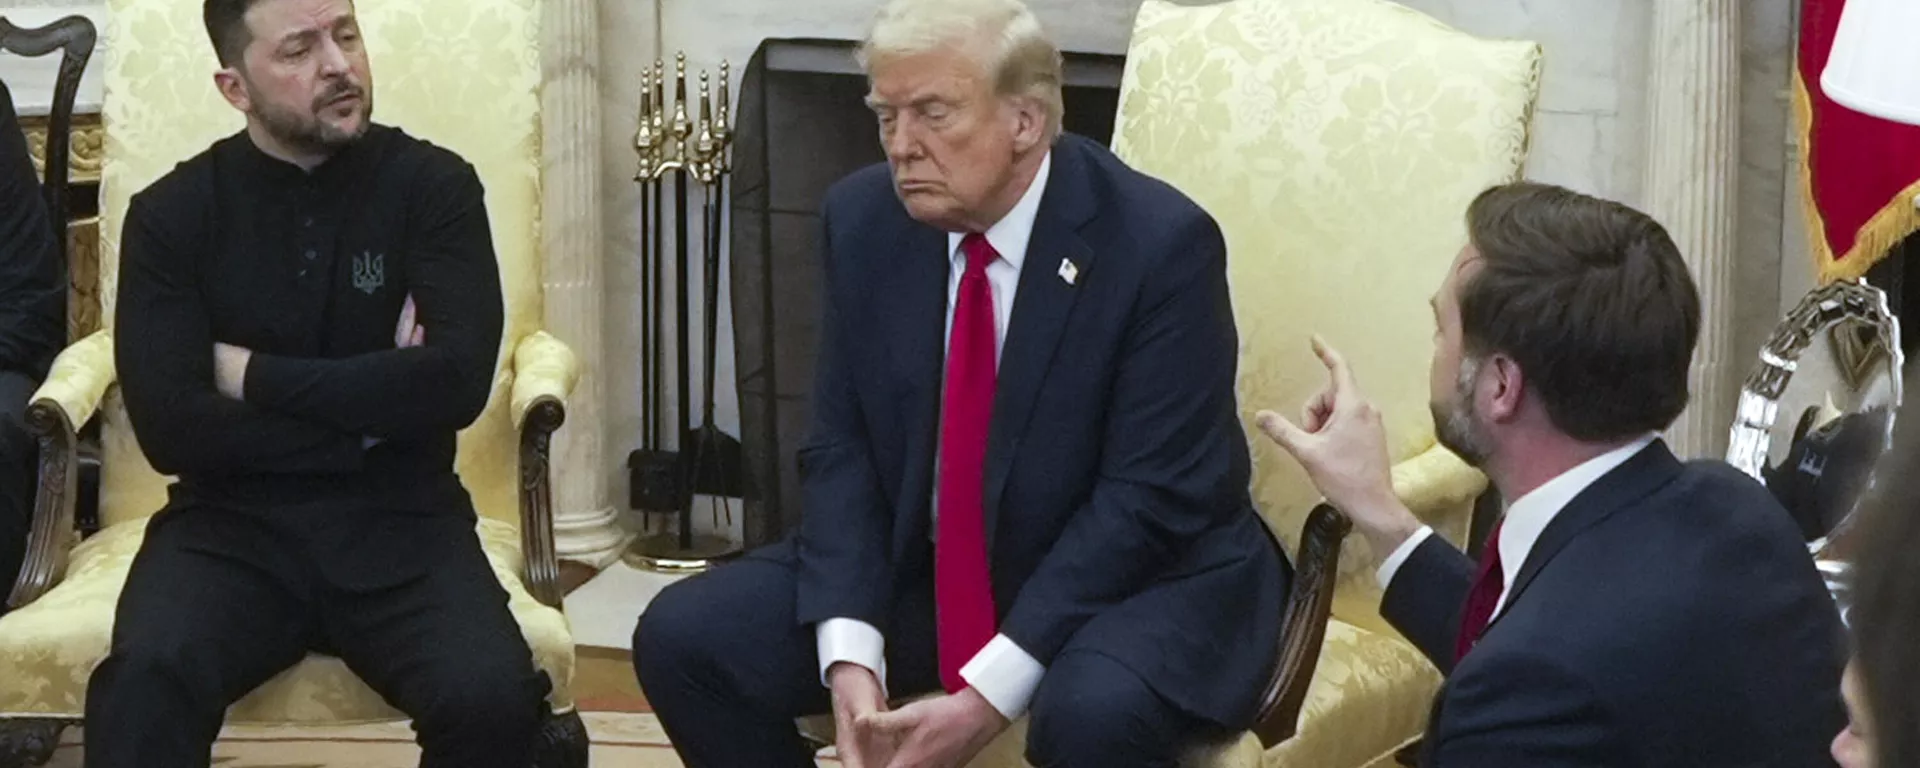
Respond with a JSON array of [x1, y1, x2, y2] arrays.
[[1433, 356, 1494, 467]]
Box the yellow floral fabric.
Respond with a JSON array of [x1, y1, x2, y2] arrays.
[[0, 0, 578, 726], [1107, 0, 1541, 764], [0, 517, 574, 720], [1265, 619, 1445, 768], [30, 329, 114, 430], [511, 331, 581, 429]]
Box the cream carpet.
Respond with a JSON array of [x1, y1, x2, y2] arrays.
[[41, 712, 839, 767]]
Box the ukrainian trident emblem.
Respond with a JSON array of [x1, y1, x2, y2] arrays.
[[352, 251, 385, 295]]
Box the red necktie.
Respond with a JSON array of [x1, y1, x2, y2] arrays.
[[936, 233, 1000, 693], [1454, 520, 1506, 662]]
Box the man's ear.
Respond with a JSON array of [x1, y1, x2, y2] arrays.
[[1486, 354, 1527, 422], [1010, 95, 1047, 153], [213, 67, 251, 113]]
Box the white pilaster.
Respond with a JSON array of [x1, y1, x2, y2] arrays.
[[1644, 0, 1742, 459]]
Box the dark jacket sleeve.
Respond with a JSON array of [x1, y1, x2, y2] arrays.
[[115, 188, 365, 476], [996, 213, 1252, 663], [0, 81, 67, 379], [1429, 651, 1622, 766], [792, 198, 894, 628], [1381, 533, 1478, 674], [241, 159, 503, 438]]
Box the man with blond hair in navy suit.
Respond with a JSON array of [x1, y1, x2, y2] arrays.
[[633, 1, 1289, 766]]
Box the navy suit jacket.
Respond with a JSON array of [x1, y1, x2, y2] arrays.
[[788, 133, 1288, 725], [1385, 441, 1847, 766]]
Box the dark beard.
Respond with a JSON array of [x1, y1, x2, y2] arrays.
[[250, 80, 372, 156]]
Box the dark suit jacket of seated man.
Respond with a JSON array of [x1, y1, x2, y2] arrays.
[[1260, 182, 1846, 767], [0, 78, 69, 608], [633, 2, 1287, 766], [83, 1, 550, 767], [1385, 440, 1847, 767]]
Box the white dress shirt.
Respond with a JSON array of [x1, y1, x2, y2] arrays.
[[1376, 434, 1658, 618], [816, 152, 1053, 721]]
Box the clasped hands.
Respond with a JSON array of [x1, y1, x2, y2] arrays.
[[828, 663, 1007, 768]]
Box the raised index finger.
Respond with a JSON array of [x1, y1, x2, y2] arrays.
[[1310, 334, 1358, 393]]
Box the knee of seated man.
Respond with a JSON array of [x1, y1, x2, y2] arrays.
[[1025, 655, 1169, 764], [108, 630, 218, 676], [631, 575, 726, 683], [411, 661, 550, 735]]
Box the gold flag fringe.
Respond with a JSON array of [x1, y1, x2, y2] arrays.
[[1793, 69, 1920, 285]]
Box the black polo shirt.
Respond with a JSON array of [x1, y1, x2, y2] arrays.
[[114, 124, 503, 513]]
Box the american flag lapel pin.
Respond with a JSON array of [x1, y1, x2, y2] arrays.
[[1058, 257, 1078, 286]]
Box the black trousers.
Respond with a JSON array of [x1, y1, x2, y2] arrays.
[[633, 547, 1223, 768], [0, 370, 39, 613], [83, 497, 551, 768]]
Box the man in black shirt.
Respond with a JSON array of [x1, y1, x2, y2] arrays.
[[0, 79, 67, 616], [83, 1, 548, 766]]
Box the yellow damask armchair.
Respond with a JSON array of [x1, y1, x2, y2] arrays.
[[0, 1, 586, 765], [804, 3, 1537, 768], [1108, 0, 1540, 766]]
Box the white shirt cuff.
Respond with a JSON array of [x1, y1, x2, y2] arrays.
[[959, 633, 1046, 720], [816, 618, 888, 698], [1375, 525, 1436, 590]]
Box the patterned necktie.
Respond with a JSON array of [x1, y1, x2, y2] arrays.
[[936, 233, 1000, 692], [1454, 520, 1506, 663]]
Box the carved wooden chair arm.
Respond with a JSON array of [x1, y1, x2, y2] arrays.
[[511, 331, 579, 610], [517, 396, 566, 609], [6, 331, 113, 610], [1249, 503, 1352, 747], [7, 400, 79, 610]]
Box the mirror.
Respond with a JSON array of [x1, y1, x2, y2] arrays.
[[1727, 279, 1902, 615]]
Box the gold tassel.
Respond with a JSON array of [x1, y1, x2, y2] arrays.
[[1792, 70, 1920, 285]]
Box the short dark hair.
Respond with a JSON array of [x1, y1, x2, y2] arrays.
[[204, 0, 268, 68], [1849, 413, 1920, 768], [1457, 182, 1700, 442]]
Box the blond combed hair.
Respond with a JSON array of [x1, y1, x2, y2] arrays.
[[857, 0, 1065, 141]]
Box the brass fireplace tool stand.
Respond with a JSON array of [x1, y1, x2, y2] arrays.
[[624, 53, 744, 573]]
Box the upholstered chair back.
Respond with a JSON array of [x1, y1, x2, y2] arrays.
[[95, 0, 543, 530], [1111, 0, 1541, 614]]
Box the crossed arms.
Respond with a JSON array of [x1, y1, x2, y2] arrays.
[[114, 162, 503, 477]]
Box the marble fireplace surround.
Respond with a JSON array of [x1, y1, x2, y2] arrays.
[[1, 0, 1803, 565]]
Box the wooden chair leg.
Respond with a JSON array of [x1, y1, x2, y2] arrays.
[[0, 718, 72, 768], [532, 710, 588, 768]]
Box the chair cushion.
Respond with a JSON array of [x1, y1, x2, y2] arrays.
[[0, 516, 574, 722], [1265, 619, 1441, 768]]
